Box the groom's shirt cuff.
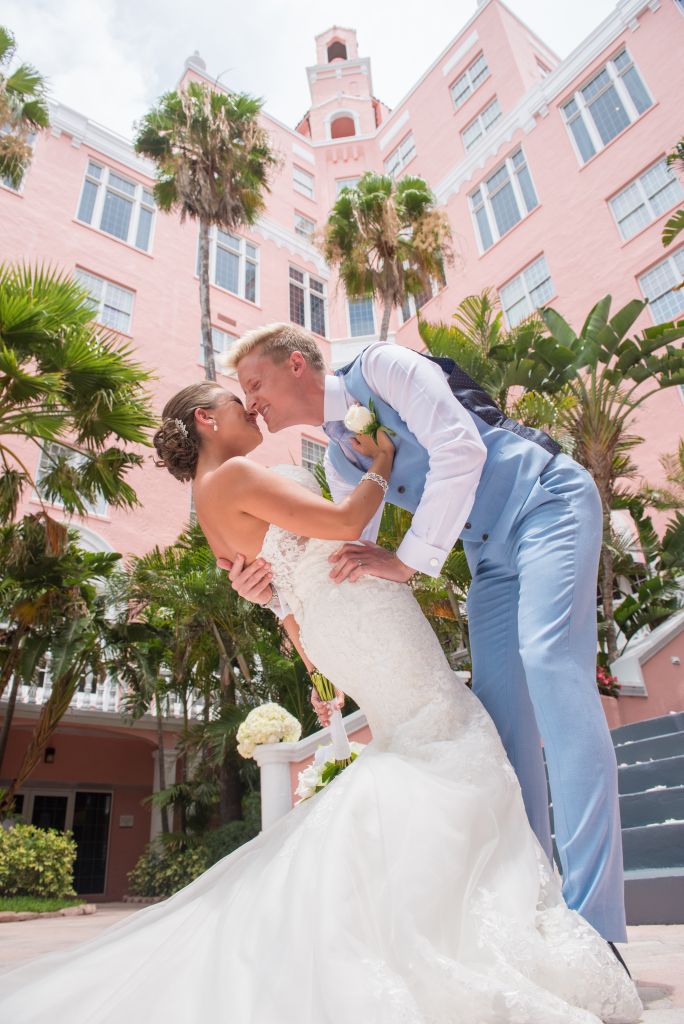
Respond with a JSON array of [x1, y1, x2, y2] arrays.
[[396, 534, 450, 578]]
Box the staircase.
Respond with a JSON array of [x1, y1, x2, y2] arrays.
[[613, 711, 684, 925]]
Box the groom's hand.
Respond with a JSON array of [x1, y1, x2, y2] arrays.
[[328, 540, 415, 584], [217, 553, 274, 605]]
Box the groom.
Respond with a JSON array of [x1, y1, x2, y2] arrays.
[[219, 322, 627, 948]]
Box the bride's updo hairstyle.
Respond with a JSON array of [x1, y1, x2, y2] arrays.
[[153, 381, 223, 482]]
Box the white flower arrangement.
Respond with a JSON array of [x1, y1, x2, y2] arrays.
[[295, 742, 366, 803], [236, 703, 302, 759], [343, 398, 396, 442]]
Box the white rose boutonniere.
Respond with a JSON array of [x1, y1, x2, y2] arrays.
[[343, 398, 396, 442]]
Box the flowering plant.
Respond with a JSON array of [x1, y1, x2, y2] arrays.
[[295, 742, 366, 803], [597, 666, 620, 698], [344, 398, 396, 442], [236, 702, 302, 759]]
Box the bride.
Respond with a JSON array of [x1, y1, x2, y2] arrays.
[[0, 382, 642, 1024]]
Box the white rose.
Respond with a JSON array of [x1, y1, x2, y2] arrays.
[[343, 404, 374, 433]]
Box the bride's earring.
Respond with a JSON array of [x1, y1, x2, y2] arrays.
[[211, 419, 218, 432]]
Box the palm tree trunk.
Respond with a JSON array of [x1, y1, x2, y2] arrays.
[[379, 301, 392, 342], [198, 218, 216, 381], [0, 671, 21, 775], [155, 701, 170, 835], [0, 627, 26, 702]]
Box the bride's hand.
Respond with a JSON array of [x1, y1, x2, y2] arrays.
[[350, 429, 395, 462], [310, 685, 345, 727]]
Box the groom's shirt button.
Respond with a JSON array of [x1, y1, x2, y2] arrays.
[[430, 558, 439, 568], [465, 522, 471, 529], [482, 533, 489, 541]]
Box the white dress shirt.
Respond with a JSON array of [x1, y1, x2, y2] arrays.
[[322, 342, 487, 577]]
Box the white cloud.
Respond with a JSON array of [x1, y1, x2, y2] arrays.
[[4, 0, 619, 138]]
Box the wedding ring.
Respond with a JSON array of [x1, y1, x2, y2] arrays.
[[356, 560, 363, 567]]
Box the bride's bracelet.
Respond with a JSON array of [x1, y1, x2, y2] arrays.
[[361, 471, 388, 497]]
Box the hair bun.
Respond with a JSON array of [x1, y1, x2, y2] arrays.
[[153, 416, 200, 482]]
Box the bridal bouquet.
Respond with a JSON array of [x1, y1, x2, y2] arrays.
[[236, 703, 302, 759], [295, 741, 365, 803], [311, 670, 353, 765], [344, 399, 396, 442]]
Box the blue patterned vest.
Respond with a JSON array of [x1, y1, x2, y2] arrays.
[[324, 344, 561, 545]]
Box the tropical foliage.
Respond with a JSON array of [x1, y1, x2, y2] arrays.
[[322, 172, 452, 340], [0, 26, 49, 190], [0, 823, 77, 898], [134, 83, 277, 379]]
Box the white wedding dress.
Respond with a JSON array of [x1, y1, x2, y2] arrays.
[[0, 466, 642, 1024]]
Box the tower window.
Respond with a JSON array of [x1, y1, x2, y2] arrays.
[[330, 115, 356, 139], [327, 41, 347, 62]]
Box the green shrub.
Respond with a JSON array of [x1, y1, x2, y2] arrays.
[[0, 824, 77, 898], [127, 841, 210, 898]]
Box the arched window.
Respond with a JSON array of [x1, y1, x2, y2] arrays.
[[327, 41, 347, 62], [330, 115, 356, 139]]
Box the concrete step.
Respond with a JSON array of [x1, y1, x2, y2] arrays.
[[618, 755, 684, 796], [624, 867, 684, 925], [621, 821, 684, 871], [619, 786, 684, 828], [611, 712, 684, 746], [614, 731, 684, 766]]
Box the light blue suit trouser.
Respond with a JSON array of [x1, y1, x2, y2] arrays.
[[464, 454, 627, 942]]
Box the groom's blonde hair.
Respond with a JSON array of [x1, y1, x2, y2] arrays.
[[223, 323, 326, 373]]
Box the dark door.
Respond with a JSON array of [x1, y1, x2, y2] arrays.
[[31, 794, 68, 831], [72, 792, 111, 894]]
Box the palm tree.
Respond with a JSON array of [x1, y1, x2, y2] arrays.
[[0, 514, 120, 815], [134, 83, 278, 380], [509, 296, 684, 661], [0, 26, 49, 189], [322, 172, 453, 341], [0, 263, 155, 524]]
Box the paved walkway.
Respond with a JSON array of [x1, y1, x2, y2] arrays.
[[0, 906, 682, 1019]]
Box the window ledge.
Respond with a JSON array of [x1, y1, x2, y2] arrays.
[[502, 291, 559, 330], [29, 497, 111, 523], [617, 201, 683, 249], [476, 202, 543, 259], [575, 101, 659, 173], [196, 274, 262, 310], [0, 182, 25, 197], [73, 218, 154, 258]]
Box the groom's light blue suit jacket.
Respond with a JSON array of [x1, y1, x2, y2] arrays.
[[325, 350, 561, 549]]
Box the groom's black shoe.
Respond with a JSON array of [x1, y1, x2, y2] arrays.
[[608, 942, 632, 978]]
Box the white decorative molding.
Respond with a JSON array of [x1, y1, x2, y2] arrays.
[[378, 109, 410, 151], [324, 108, 361, 141], [253, 215, 328, 275], [441, 30, 480, 77], [435, 0, 656, 204], [50, 101, 154, 178], [611, 608, 684, 697], [292, 141, 315, 165]]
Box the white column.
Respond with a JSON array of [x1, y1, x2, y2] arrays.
[[252, 744, 297, 830], [150, 747, 179, 841]]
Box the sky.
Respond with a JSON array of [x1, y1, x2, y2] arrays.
[[4, 0, 620, 138]]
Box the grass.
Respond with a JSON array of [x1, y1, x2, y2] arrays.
[[0, 895, 85, 913]]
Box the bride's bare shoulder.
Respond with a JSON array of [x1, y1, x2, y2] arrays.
[[201, 457, 270, 495]]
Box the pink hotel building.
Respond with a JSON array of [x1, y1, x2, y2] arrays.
[[1, 0, 684, 900]]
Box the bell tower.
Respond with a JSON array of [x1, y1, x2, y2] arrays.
[[295, 27, 388, 140]]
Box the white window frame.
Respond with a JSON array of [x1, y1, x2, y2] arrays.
[[499, 255, 555, 328], [335, 176, 361, 196], [203, 228, 259, 304], [461, 97, 502, 151], [198, 325, 238, 373], [469, 147, 539, 253], [638, 248, 684, 325], [383, 132, 416, 179], [400, 279, 442, 324], [35, 441, 108, 517], [293, 164, 315, 199], [289, 265, 327, 337], [75, 160, 156, 252], [449, 52, 490, 111], [608, 157, 684, 241], [561, 48, 653, 166], [294, 212, 316, 240], [301, 436, 327, 474], [73, 268, 135, 334], [347, 296, 376, 338]]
